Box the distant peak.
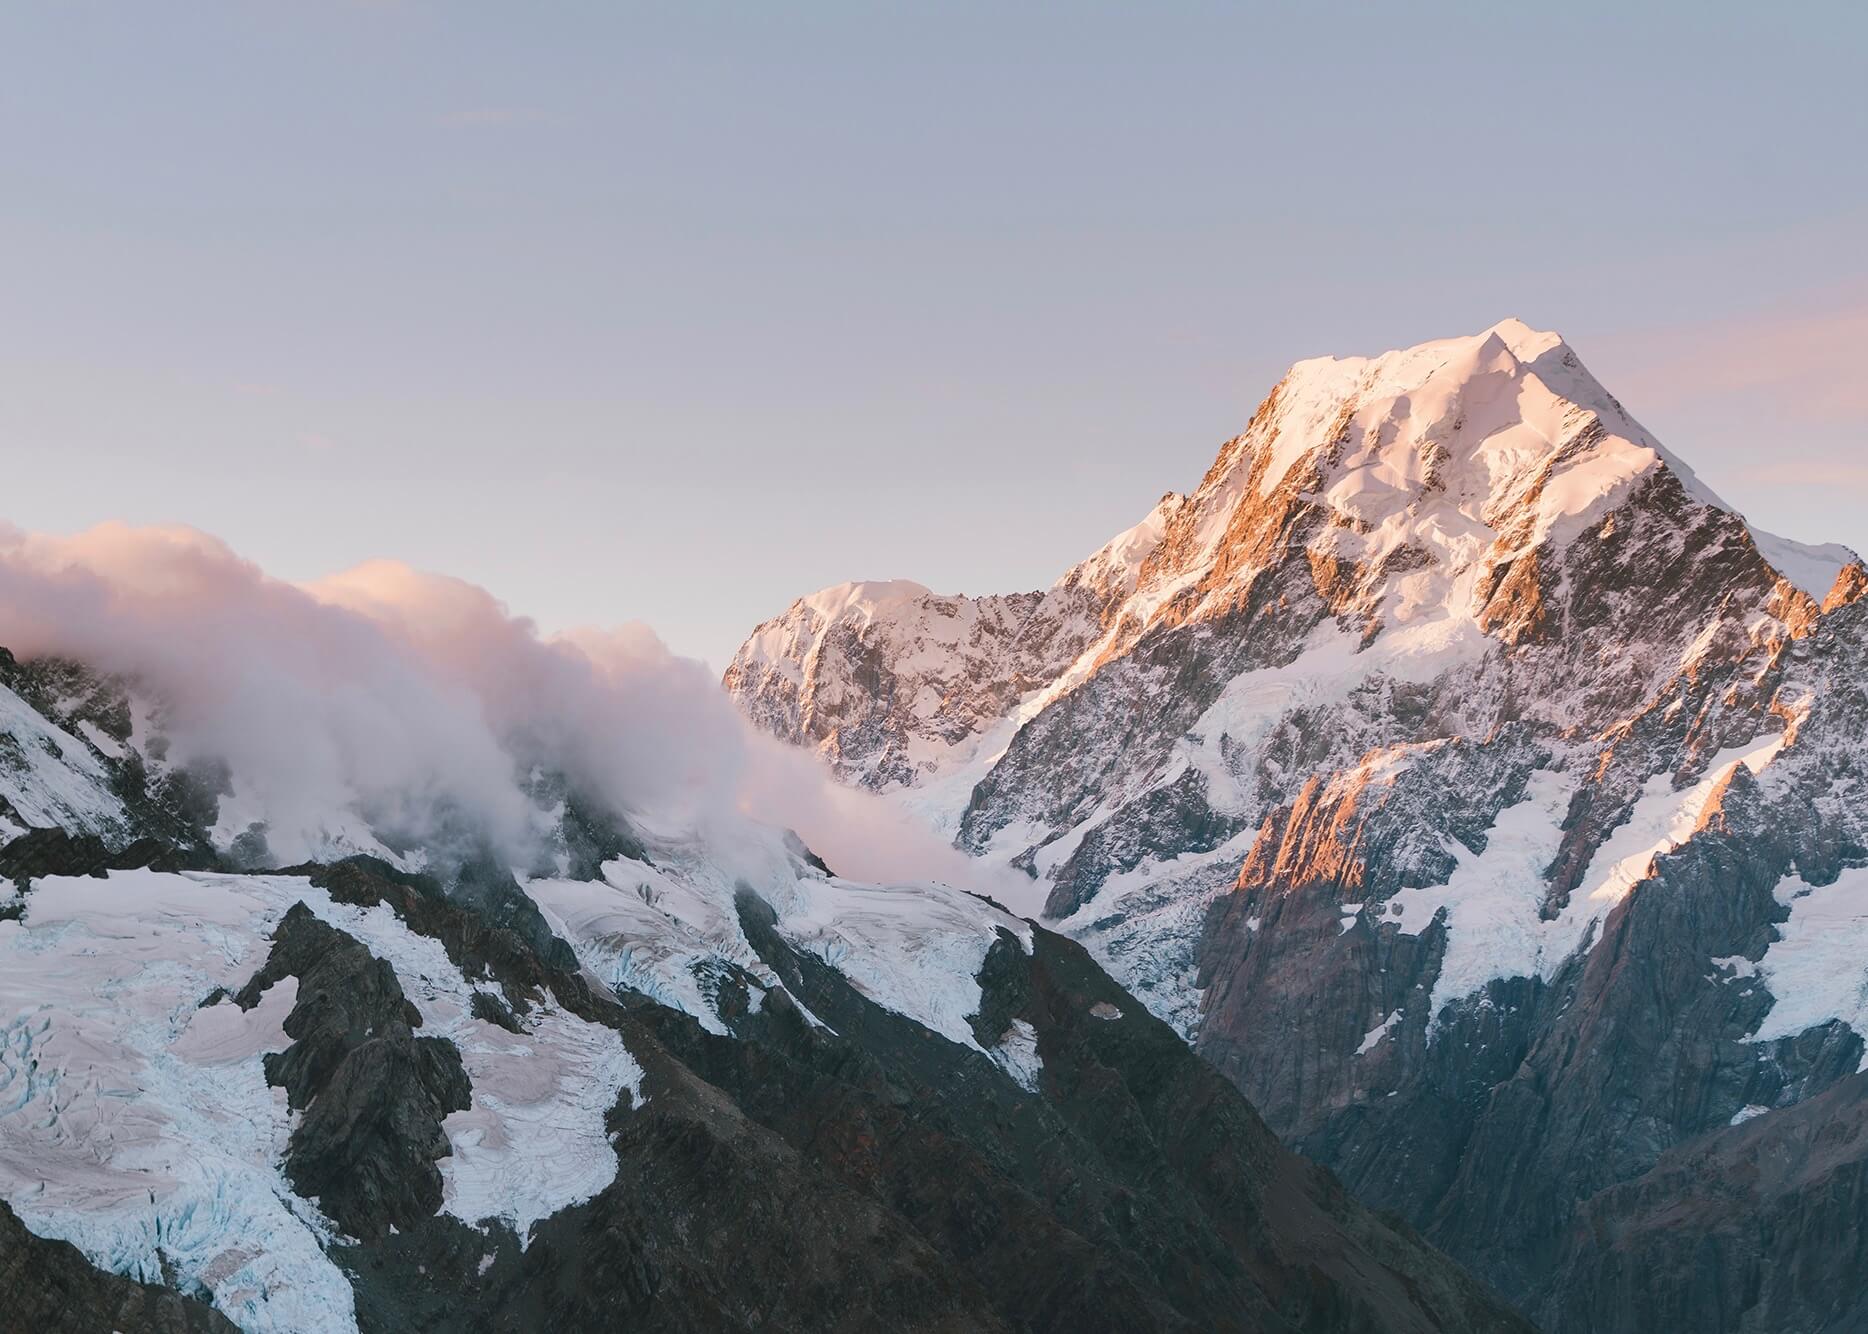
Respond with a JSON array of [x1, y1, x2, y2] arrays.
[[1481, 317, 1567, 363], [798, 579, 933, 621]]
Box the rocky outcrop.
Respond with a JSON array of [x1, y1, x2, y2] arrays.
[[1541, 1070, 1868, 1334], [0, 825, 189, 884], [237, 903, 472, 1242]]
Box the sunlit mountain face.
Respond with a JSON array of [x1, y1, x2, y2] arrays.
[[729, 321, 1868, 1332]]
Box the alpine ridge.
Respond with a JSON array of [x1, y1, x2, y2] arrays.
[[728, 320, 1868, 1331]]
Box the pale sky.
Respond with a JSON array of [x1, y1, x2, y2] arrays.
[[4, 2, 1865, 670]]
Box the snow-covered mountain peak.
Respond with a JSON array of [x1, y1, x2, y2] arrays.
[[797, 577, 935, 623], [731, 320, 1864, 818], [1229, 319, 1676, 537]]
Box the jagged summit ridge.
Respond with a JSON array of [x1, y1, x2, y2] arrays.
[[729, 319, 1862, 806]]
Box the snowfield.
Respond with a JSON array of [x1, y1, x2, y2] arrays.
[[1751, 865, 1868, 1067], [0, 873, 358, 1333], [0, 869, 644, 1331], [527, 831, 1037, 1066]]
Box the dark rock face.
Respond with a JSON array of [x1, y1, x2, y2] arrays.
[[0, 1199, 238, 1333], [318, 865, 1528, 1334], [700, 892, 1531, 1334], [0, 826, 191, 884], [237, 902, 471, 1242], [1541, 1072, 1868, 1334]]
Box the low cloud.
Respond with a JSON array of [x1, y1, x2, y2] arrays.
[[0, 522, 1013, 901]]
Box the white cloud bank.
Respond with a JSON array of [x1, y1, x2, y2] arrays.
[[0, 521, 1011, 896]]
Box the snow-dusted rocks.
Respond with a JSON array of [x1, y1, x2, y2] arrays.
[[728, 319, 1868, 1329], [722, 514, 1170, 801], [0, 668, 133, 841]]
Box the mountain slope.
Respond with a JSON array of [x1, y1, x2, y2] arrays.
[[727, 319, 1868, 1327], [0, 651, 1528, 1332]]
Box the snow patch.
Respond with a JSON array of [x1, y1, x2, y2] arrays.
[[988, 1018, 1043, 1092], [1356, 1010, 1401, 1056], [1573, 731, 1789, 908], [769, 872, 1032, 1052], [285, 890, 643, 1243], [1749, 527, 1857, 601], [1749, 866, 1868, 1068]]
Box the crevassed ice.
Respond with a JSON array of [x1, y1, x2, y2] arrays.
[[0, 873, 358, 1334], [0, 867, 646, 1332], [529, 832, 1036, 1072]]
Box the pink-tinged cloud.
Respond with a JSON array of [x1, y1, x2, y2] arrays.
[[0, 522, 1018, 899]]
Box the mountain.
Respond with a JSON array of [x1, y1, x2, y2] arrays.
[[727, 319, 1868, 1331], [0, 645, 1527, 1331]]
